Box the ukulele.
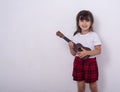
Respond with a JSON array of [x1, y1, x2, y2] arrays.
[[56, 31, 91, 60]]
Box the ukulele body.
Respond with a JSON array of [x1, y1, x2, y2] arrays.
[[73, 43, 91, 60]]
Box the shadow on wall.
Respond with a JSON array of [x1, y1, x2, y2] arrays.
[[97, 40, 110, 92]]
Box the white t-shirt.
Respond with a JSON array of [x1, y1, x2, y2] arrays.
[[72, 32, 101, 57]]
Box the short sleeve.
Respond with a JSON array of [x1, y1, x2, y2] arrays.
[[93, 33, 102, 46]]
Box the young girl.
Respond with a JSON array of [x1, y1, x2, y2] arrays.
[[68, 10, 102, 92]]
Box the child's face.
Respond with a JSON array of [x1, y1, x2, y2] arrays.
[[79, 19, 91, 31]]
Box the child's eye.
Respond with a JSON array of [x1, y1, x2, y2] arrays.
[[86, 19, 90, 21], [80, 20, 84, 22], [80, 19, 90, 22]]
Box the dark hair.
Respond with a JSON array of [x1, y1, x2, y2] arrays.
[[74, 10, 94, 35]]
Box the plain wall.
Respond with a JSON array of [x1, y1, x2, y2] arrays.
[[0, 0, 120, 92]]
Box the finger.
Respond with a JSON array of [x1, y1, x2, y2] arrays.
[[77, 51, 81, 54], [81, 47, 85, 51]]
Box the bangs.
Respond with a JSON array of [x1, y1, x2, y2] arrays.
[[79, 15, 91, 21]]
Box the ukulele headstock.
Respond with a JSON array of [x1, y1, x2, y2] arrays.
[[56, 31, 64, 38]]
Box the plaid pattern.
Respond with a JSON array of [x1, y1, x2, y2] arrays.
[[72, 56, 98, 83]]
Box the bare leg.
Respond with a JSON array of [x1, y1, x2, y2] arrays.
[[89, 82, 98, 92], [77, 81, 85, 92]]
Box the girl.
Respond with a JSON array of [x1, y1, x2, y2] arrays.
[[68, 10, 102, 92]]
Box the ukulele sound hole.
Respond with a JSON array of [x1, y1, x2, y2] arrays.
[[78, 48, 82, 51]]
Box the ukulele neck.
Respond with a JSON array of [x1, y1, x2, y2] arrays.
[[63, 36, 71, 42]]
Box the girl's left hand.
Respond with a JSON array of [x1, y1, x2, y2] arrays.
[[77, 48, 89, 58]]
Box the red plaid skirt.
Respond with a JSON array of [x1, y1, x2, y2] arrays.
[[72, 56, 98, 83]]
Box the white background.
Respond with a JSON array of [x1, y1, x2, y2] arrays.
[[0, 0, 120, 92]]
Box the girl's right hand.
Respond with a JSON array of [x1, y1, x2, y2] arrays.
[[68, 41, 74, 48], [68, 41, 76, 56]]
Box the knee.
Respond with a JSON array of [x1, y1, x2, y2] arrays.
[[89, 82, 98, 92]]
